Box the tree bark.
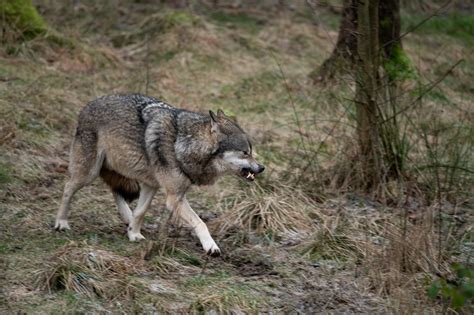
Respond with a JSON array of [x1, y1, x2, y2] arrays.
[[379, 0, 401, 59], [355, 0, 383, 189], [312, 0, 403, 82], [311, 0, 357, 82]]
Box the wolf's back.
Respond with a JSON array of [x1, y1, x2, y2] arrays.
[[73, 94, 174, 202], [77, 94, 169, 127]]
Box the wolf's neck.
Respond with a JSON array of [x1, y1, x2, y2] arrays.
[[174, 113, 220, 185]]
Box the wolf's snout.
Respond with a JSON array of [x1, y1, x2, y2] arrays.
[[240, 164, 264, 182]]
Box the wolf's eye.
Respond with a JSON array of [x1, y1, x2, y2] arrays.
[[243, 151, 249, 156]]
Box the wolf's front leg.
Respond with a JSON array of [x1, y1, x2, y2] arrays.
[[166, 194, 220, 256], [128, 185, 156, 241]]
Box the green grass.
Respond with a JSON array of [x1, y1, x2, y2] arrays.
[[183, 271, 230, 288], [184, 274, 263, 314], [188, 285, 262, 314], [403, 12, 474, 46], [294, 7, 340, 30], [0, 161, 13, 185], [154, 50, 177, 64], [217, 71, 283, 114], [209, 11, 265, 33]]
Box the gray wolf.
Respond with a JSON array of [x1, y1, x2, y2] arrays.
[[54, 94, 265, 255]]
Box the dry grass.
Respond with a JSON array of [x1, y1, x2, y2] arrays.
[[214, 182, 320, 236], [35, 241, 143, 299], [140, 239, 203, 275], [188, 287, 261, 314]]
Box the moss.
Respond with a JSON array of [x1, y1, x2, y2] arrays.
[[380, 16, 391, 29], [0, 0, 47, 39], [383, 44, 417, 81]]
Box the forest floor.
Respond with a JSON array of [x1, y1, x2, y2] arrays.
[[0, 1, 472, 313]]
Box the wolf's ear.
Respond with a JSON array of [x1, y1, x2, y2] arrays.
[[209, 110, 220, 133], [209, 110, 218, 122], [217, 109, 226, 119]]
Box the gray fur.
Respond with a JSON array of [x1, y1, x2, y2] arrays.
[[54, 93, 265, 255]]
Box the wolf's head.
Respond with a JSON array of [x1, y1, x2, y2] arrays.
[[210, 110, 265, 182]]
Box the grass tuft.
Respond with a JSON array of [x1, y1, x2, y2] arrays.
[[188, 286, 261, 314], [215, 182, 318, 236], [300, 227, 362, 263], [35, 241, 142, 299], [141, 240, 203, 274]]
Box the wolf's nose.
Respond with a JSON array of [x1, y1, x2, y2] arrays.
[[256, 164, 265, 174]]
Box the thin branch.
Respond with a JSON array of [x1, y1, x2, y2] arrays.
[[379, 59, 463, 124], [295, 108, 349, 185], [416, 164, 474, 174], [270, 51, 317, 182], [380, 0, 453, 52]]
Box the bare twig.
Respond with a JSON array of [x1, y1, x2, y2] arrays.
[[380, 0, 453, 51], [379, 59, 463, 124], [295, 108, 349, 185], [270, 52, 317, 182]]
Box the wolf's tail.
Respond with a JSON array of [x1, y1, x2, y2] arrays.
[[100, 167, 140, 202]]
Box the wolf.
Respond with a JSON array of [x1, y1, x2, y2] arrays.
[[54, 94, 264, 255]]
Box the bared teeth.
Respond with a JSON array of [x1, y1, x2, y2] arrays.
[[246, 173, 255, 180]]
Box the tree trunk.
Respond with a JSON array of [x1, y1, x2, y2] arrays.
[[311, 0, 357, 82], [379, 0, 401, 59], [355, 0, 383, 189], [312, 0, 403, 82]]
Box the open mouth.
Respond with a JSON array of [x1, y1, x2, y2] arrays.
[[240, 168, 256, 182]]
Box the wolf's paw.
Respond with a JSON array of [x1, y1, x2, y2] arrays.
[[54, 219, 70, 231], [128, 230, 146, 242], [203, 241, 221, 257]]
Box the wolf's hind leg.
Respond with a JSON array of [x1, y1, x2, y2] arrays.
[[113, 193, 133, 224], [55, 136, 104, 230], [55, 179, 83, 230], [166, 194, 220, 256], [127, 185, 157, 241]]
